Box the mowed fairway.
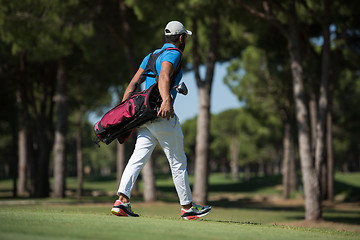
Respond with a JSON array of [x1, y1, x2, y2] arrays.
[[0, 202, 358, 240]]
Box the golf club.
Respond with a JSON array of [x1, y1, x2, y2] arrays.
[[173, 82, 188, 95]]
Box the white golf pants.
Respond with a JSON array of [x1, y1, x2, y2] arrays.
[[117, 115, 193, 205]]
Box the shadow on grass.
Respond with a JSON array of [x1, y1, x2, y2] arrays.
[[210, 175, 283, 193], [208, 198, 360, 225], [334, 180, 360, 202], [324, 215, 360, 225], [83, 175, 117, 182], [156, 175, 283, 194], [208, 198, 304, 212]]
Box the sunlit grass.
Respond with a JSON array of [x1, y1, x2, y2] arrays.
[[0, 204, 359, 240]]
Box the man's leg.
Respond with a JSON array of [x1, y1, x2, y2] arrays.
[[148, 116, 192, 206], [117, 127, 157, 199], [112, 127, 157, 217], [147, 116, 211, 220]]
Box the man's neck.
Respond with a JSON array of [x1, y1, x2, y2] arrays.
[[168, 42, 180, 49]]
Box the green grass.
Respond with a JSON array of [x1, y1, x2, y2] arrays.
[[333, 172, 360, 202], [1, 172, 360, 239], [0, 203, 358, 240], [335, 172, 360, 187]]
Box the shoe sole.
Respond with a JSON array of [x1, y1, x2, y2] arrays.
[[182, 208, 211, 220], [183, 215, 200, 220], [111, 207, 139, 217], [112, 208, 128, 217]]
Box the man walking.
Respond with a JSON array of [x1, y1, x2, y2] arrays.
[[111, 21, 211, 220]]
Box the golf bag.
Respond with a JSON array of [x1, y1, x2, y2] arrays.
[[93, 47, 182, 146], [94, 83, 162, 145]]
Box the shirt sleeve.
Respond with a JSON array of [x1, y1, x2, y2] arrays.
[[140, 53, 151, 69], [162, 50, 181, 70]]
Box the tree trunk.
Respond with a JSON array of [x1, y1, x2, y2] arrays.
[[287, 2, 321, 220], [11, 121, 18, 197], [238, 0, 322, 219], [302, 34, 318, 157], [193, 87, 211, 205], [116, 0, 138, 196], [192, 16, 218, 206], [281, 100, 297, 198], [289, 137, 298, 193], [314, 0, 331, 201], [258, 159, 265, 177], [282, 119, 292, 199], [16, 53, 28, 196], [32, 121, 52, 197], [306, 56, 318, 157], [53, 60, 67, 198], [17, 125, 27, 195], [244, 165, 251, 181], [274, 152, 281, 175], [76, 112, 83, 198], [16, 90, 27, 196], [117, 143, 126, 185], [119, 0, 137, 74], [30, 62, 56, 198], [143, 156, 157, 202], [321, 162, 327, 200], [326, 73, 335, 202], [230, 136, 239, 181]]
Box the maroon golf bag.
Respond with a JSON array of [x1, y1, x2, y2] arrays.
[[94, 83, 162, 145]]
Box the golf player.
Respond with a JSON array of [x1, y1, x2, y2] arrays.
[[111, 21, 211, 220]]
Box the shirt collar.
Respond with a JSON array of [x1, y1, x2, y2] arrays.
[[162, 43, 177, 49]]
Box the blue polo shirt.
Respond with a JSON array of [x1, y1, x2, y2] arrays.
[[140, 43, 183, 100]]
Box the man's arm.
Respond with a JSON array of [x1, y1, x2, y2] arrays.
[[157, 61, 175, 120], [122, 67, 144, 102]]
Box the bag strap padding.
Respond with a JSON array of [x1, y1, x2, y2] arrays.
[[129, 47, 182, 99], [140, 47, 182, 85]]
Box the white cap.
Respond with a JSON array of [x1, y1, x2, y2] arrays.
[[164, 21, 192, 36]]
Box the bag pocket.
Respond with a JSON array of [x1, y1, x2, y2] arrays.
[[100, 100, 134, 129], [131, 94, 145, 113]]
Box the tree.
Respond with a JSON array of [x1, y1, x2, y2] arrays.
[[300, 0, 332, 203], [0, 44, 18, 193], [142, 156, 156, 202], [75, 112, 83, 198], [191, 15, 218, 205], [225, 44, 291, 186], [236, 108, 280, 180], [0, 0, 129, 197], [93, 0, 138, 190], [181, 117, 197, 174], [15, 54, 29, 196], [53, 59, 67, 198], [188, 0, 247, 205], [237, 0, 322, 220], [211, 110, 241, 180]]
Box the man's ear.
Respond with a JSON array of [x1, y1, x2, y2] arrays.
[[179, 35, 184, 44]]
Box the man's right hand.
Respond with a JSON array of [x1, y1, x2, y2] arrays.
[[157, 98, 173, 120]]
